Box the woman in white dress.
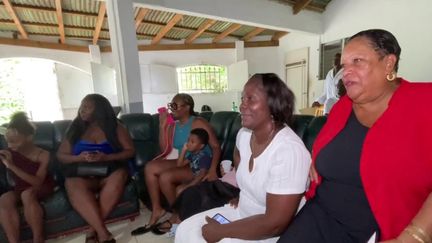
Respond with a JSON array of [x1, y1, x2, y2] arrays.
[[175, 73, 311, 243]]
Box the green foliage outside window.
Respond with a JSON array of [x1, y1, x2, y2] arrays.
[[177, 65, 227, 93], [0, 59, 25, 125]]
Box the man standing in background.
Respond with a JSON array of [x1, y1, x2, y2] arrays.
[[312, 53, 343, 114]]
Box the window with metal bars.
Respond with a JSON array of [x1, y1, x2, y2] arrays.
[[176, 65, 227, 93]]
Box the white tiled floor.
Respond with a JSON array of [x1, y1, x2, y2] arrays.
[[46, 208, 174, 243]]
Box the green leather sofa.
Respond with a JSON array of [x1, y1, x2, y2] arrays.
[[0, 112, 326, 242], [118, 112, 327, 208], [0, 120, 140, 242]]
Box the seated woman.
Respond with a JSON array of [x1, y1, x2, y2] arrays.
[[0, 112, 55, 243], [132, 93, 221, 235], [175, 73, 311, 243], [278, 29, 432, 243], [57, 94, 134, 243]]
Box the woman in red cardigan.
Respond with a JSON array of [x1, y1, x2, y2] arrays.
[[278, 29, 432, 243]]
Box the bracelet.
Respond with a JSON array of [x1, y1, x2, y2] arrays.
[[405, 227, 426, 243], [409, 225, 432, 243], [404, 226, 432, 243]]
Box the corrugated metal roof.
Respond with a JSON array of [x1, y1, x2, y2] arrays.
[[0, 0, 331, 46]]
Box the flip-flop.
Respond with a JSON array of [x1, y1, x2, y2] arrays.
[[151, 220, 173, 235], [131, 224, 155, 236]]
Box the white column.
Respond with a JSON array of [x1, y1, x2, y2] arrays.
[[235, 41, 244, 62], [105, 0, 143, 113]]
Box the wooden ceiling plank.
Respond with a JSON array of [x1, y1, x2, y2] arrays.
[[271, 31, 289, 41], [100, 40, 279, 52], [2, 0, 28, 39], [293, 0, 313, 14], [185, 19, 216, 44], [135, 8, 149, 29], [0, 3, 247, 39], [93, 2, 106, 45], [242, 27, 265, 41], [0, 37, 89, 52], [212, 23, 242, 43], [151, 13, 183, 45], [55, 0, 65, 43]]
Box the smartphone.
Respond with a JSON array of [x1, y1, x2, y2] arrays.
[[158, 107, 175, 125], [212, 213, 230, 224]]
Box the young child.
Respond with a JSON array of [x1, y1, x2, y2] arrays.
[[176, 128, 212, 195]]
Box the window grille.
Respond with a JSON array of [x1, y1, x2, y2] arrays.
[[177, 65, 227, 93]]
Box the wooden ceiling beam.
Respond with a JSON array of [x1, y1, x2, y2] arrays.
[[0, 20, 180, 41], [93, 2, 106, 45], [54, 0, 65, 43], [2, 0, 28, 39], [293, 0, 313, 14], [242, 27, 265, 41], [139, 20, 243, 39], [0, 19, 108, 32], [151, 13, 183, 45], [212, 23, 242, 43], [185, 19, 216, 44], [0, 3, 245, 40], [0, 37, 89, 52], [271, 31, 289, 41], [100, 40, 279, 52], [135, 8, 149, 29]]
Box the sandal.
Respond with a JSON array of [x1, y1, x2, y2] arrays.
[[151, 220, 172, 235], [131, 224, 155, 236]]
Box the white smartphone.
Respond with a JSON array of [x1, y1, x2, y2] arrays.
[[212, 213, 230, 224]]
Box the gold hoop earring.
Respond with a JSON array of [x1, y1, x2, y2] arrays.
[[386, 72, 396, 82]]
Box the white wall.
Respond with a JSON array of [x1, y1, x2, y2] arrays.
[[102, 47, 285, 112], [55, 63, 93, 119], [278, 32, 321, 103], [0, 45, 92, 73], [323, 0, 432, 81]]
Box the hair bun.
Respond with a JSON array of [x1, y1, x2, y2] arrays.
[[10, 111, 29, 123]]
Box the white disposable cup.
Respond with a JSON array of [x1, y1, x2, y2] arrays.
[[221, 160, 232, 172]]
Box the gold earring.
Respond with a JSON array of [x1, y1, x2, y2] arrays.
[[386, 72, 396, 82]]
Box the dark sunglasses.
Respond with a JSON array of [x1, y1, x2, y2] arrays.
[[167, 102, 186, 111]]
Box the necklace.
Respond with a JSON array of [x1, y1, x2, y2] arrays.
[[249, 125, 276, 172]]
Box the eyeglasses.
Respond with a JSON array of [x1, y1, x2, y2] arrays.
[[167, 102, 186, 111]]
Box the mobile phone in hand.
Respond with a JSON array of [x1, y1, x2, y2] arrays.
[[158, 107, 175, 125], [212, 213, 230, 224]]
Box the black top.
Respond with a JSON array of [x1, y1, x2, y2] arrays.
[[314, 112, 378, 241], [277, 112, 379, 243]]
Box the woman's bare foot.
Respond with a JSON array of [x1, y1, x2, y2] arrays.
[[148, 208, 166, 226]]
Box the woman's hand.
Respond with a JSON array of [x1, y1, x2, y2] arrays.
[[159, 111, 168, 127], [202, 216, 223, 243], [202, 170, 218, 181], [220, 166, 226, 177], [0, 150, 12, 168], [82, 151, 106, 162], [229, 197, 239, 209], [176, 183, 188, 196], [309, 164, 318, 183]]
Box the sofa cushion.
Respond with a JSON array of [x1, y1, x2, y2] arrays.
[[33, 121, 55, 151], [292, 115, 315, 140], [120, 113, 159, 168], [198, 111, 213, 122], [303, 116, 327, 152], [209, 111, 239, 152], [221, 114, 241, 161]]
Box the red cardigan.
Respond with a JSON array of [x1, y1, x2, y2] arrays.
[[305, 79, 432, 240]]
